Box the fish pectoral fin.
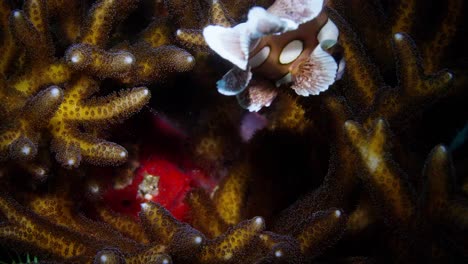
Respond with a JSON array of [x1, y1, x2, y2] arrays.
[[290, 45, 338, 96], [217, 66, 253, 96], [203, 25, 249, 70], [236, 79, 278, 112]]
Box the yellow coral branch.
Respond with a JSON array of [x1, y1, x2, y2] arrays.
[[46, 0, 82, 43], [422, 145, 468, 229], [213, 163, 248, 225], [97, 206, 150, 244], [23, 85, 64, 127], [66, 44, 136, 79], [176, 29, 207, 49], [24, 0, 49, 35], [0, 195, 95, 260], [11, 62, 71, 96], [391, 0, 416, 34], [0, 1, 17, 79], [296, 208, 346, 257], [393, 33, 453, 98], [0, 129, 22, 160], [366, 33, 453, 125], [27, 191, 142, 253], [344, 119, 415, 225], [211, 0, 231, 27], [266, 93, 309, 132], [186, 189, 228, 238], [139, 201, 206, 260], [0, 86, 63, 161], [198, 216, 265, 263], [328, 8, 381, 109], [122, 44, 195, 85], [142, 21, 172, 48], [69, 88, 149, 122], [52, 134, 129, 167], [423, 0, 463, 73], [139, 201, 183, 244], [80, 0, 119, 47], [46, 76, 149, 167], [125, 247, 171, 264], [346, 196, 376, 234], [422, 145, 451, 217], [10, 8, 53, 60], [258, 231, 302, 262], [175, 0, 231, 49], [166, 0, 203, 28]]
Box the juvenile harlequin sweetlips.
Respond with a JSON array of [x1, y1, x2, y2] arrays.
[[203, 0, 344, 111]]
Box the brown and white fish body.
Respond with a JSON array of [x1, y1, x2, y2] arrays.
[[203, 0, 344, 111]]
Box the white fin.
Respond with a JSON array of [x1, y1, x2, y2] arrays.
[[203, 25, 249, 70], [236, 79, 278, 112], [290, 45, 337, 96], [246, 7, 297, 38], [318, 19, 339, 50], [267, 0, 324, 25], [217, 66, 252, 96]]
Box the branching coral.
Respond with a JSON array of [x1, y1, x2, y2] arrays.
[[343, 119, 467, 262], [0, 167, 347, 263], [0, 0, 467, 263], [0, 0, 194, 171], [175, 0, 232, 50], [328, 7, 454, 123]]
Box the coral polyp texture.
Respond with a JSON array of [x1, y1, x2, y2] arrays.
[[0, 0, 195, 172], [1, 0, 468, 263]]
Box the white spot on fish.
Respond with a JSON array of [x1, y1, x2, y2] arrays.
[[279, 40, 303, 64], [249, 46, 270, 68]]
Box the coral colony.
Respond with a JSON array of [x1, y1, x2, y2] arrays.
[[0, 0, 467, 263]]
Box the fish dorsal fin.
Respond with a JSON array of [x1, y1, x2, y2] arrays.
[[267, 0, 325, 25], [216, 66, 253, 96], [203, 24, 250, 70], [290, 45, 337, 96], [246, 7, 297, 38]]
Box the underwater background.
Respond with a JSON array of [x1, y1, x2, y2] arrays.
[[0, 0, 467, 263]]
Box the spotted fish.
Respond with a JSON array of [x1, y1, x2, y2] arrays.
[[203, 0, 344, 111]]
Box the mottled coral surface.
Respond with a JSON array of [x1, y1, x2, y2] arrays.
[[0, 0, 467, 263]]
